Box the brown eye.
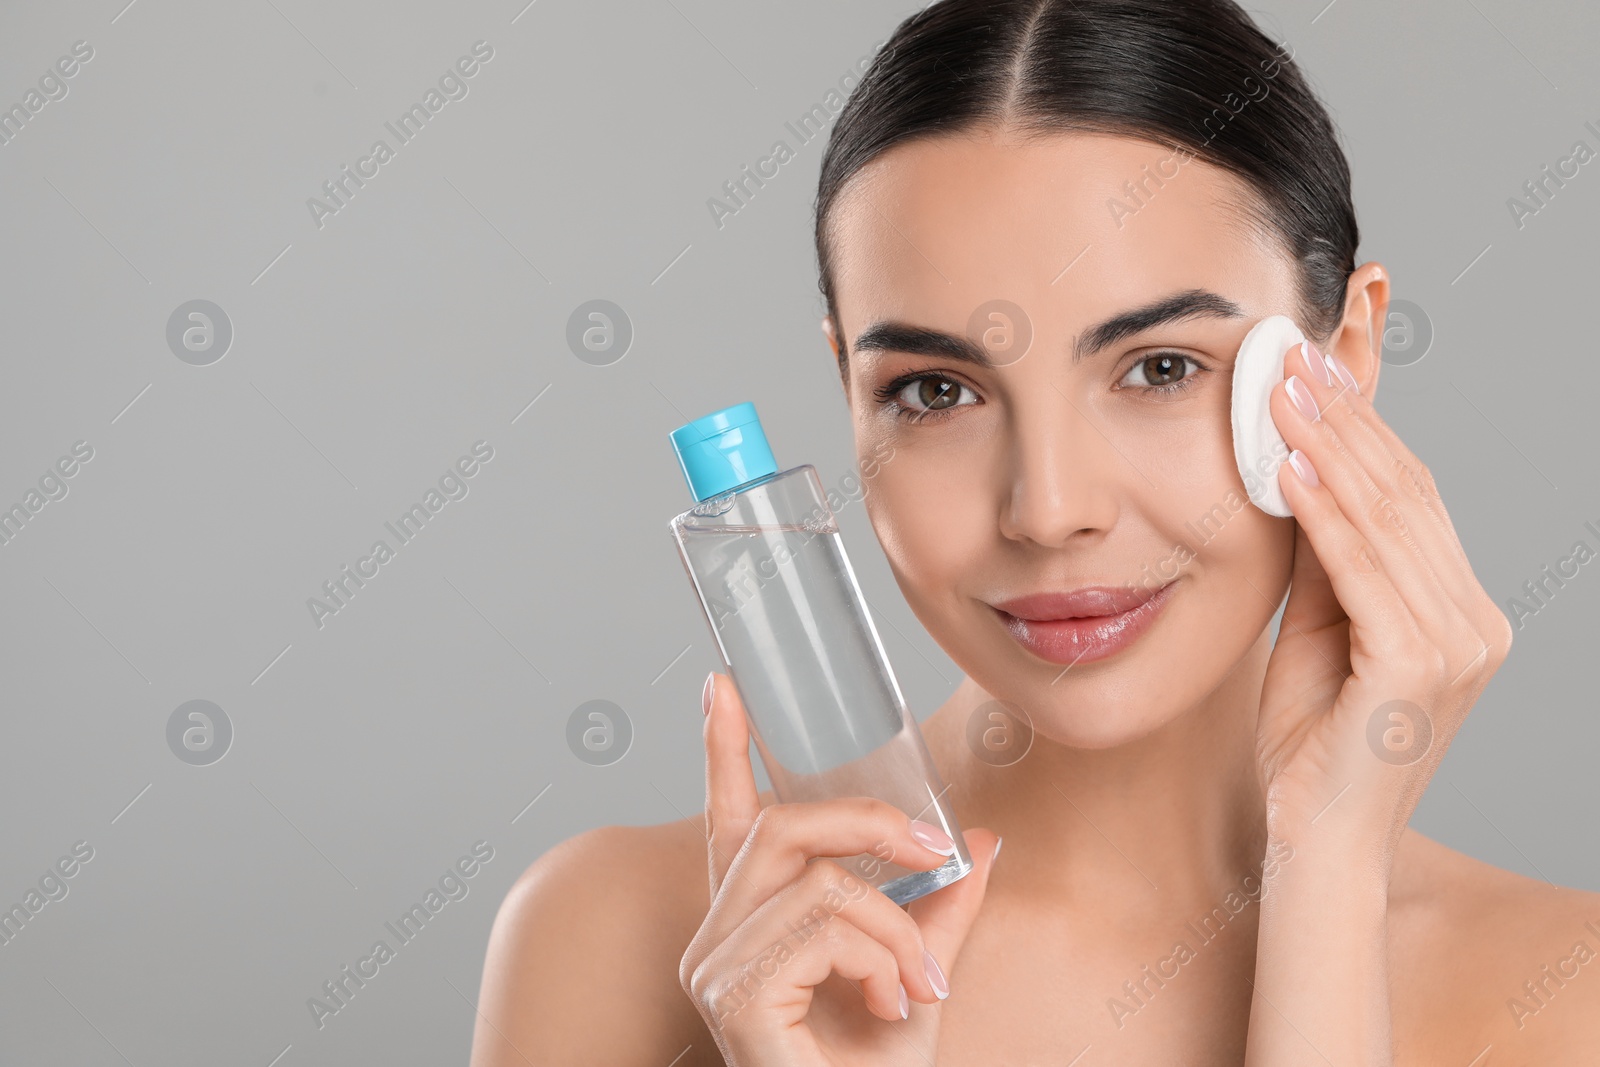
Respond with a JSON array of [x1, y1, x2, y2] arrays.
[[873, 372, 979, 422], [914, 377, 961, 410], [1119, 352, 1201, 394], [1144, 354, 1183, 385]]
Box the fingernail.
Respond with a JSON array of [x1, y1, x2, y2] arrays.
[[992, 836, 1004, 863], [1302, 340, 1335, 387], [923, 949, 949, 1000], [909, 819, 957, 856], [1288, 448, 1319, 487], [897, 981, 909, 1019], [1326, 351, 1360, 395], [702, 671, 715, 716], [1286, 375, 1320, 422]]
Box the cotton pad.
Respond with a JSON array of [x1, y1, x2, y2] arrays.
[[1230, 314, 1306, 518]]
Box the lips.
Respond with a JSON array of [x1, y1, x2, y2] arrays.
[[992, 583, 1165, 621], [990, 581, 1176, 665]]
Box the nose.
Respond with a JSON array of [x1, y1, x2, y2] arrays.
[[996, 395, 1122, 549]]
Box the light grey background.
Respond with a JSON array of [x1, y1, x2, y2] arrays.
[[0, 0, 1595, 1063]]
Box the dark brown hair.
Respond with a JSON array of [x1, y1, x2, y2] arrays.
[[813, 0, 1358, 374]]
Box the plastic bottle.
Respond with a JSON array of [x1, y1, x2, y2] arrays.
[[668, 401, 973, 906]]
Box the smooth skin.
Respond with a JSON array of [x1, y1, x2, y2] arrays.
[[470, 129, 1600, 1065]]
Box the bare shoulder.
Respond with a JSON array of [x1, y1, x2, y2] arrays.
[[467, 813, 725, 1067], [1388, 827, 1600, 1065]]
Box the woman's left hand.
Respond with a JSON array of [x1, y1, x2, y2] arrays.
[[1252, 337, 1514, 863]]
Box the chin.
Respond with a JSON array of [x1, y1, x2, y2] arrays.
[[998, 654, 1196, 751], [953, 581, 1218, 750]]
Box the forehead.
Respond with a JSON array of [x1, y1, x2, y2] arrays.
[[825, 128, 1294, 340]]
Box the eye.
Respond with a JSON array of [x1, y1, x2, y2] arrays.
[[1118, 352, 1204, 396], [872, 372, 979, 422]]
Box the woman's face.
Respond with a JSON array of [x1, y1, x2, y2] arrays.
[[825, 128, 1303, 748]]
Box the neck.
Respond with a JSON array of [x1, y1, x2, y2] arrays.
[[923, 626, 1274, 916]]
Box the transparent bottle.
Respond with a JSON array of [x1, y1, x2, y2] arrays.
[[668, 401, 972, 906]]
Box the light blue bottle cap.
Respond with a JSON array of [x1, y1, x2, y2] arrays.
[[669, 401, 778, 502]]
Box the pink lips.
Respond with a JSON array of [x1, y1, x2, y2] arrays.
[[990, 582, 1176, 666]]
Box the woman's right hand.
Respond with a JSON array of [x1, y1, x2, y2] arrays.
[[679, 671, 1001, 1066]]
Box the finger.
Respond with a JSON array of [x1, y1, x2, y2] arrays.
[[905, 828, 1001, 1005], [710, 798, 957, 945], [1293, 340, 1470, 560], [1274, 444, 1427, 678], [1280, 347, 1504, 684], [1276, 519, 1352, 670], [703, 899, 909, 1029], [1305, 342, 1504, 675], [757, 858, 941, 1005], [1282, 342, 1476, 623], [705, 671, 761, 898], [1288, 342, 1503, 680], [1272, 476, 1349, 644], [1253, 522, 1358, 762], [1272, 365, 1464, 644]]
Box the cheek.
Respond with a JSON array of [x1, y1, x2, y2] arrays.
[[1127, 409, 1294, 664], [864, 455, 987, 598], [1120, 395, 1288, 574], [1129, 399, 1233, 505]]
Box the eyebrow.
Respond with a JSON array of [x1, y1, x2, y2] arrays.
[[850, 288, 1247, 367]]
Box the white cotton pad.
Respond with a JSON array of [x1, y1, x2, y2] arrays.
[[1230, 314, 1306, 518]]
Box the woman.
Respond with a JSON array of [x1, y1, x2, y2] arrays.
[[471, 1, 1600, 1062]]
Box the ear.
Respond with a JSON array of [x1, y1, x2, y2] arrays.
[[822, 314, 849, 397], [1325, 261, 1390, 399]]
